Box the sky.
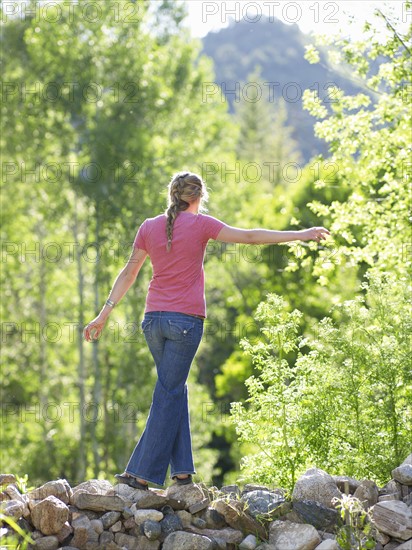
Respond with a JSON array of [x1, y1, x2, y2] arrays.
[[182, 0, 410, 41]]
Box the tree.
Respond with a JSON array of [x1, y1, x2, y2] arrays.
[[230, 4, 412, 491]]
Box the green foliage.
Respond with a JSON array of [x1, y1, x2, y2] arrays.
[[13, 474, 34, 495], [229, 5, 411, 491], [333, 494, 376, 550], [0, 512, 34, 550], [301, 6, 411, 284], [0, 0, 234, 484], [231, 294, 307, 491], [231, 270, 411, 491]]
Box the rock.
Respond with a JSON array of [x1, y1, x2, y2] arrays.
[[110, 520, 122, 532], [71, 506, 101, 520], [134, 508, 164, 524], [379, 479, 402, 499], [395, 542, 412, 550], [29, 480, 72, 504], [239, 533, 258, 549], [55, 521, 73, 543], [187, 525, 244, 544], [115, 532, 160, 549], [400, 453, 412, 466], [160, 512, 183, 536], [269, 520, 321, 549], [101, 510, 121, 529], [392, 465, 412, 486], [166, 483, 209, 511], [292, 500, 338, 530], [220, 485, 241, 498], [123, 506, 134, 519], [242, 490, 285, 519], [4, 484, 26, 504], [176, 510, 192, 528], [192, 517, 207, 528], [320, 533, 337, 541], [31, 496, 69, 535], [371, 500, 412, 540], [71, 514, 99, 547], [292, 468, 342, 508], [161, 505, 175, 515], [0, 474, 17, 486], [332, 475, 361, 494], [110, 483, 166, 504], [34, 536, 59, 550], [283, 509, 307, 525], [117, 487, 168, 509], [0, 498, 26, 519], [71, 514, 91, 548], [90, 519, 103, 534], [114, 532, 139, 549], [315, 541, 340, 550], [162, 530, 214, 550], [189, 498, 210, 514], [99, 531, 114, 546], [404, 493, 412, 506], [212, 498, 267, 540], [353, 479, 379, 509], [143, 519, 162, 540], [242, 484, 271, 494], [124, 516, 136, 529], [71, 479, 112, 497], [74, 492, 131, 512], [201, 506, 227, 529], [378, 494, 400, 502], [375, 531, 390, 544]]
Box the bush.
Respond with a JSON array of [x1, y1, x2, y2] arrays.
[[231, 269, 411, 491]]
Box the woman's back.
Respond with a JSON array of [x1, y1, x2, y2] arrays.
[[134, 211, 225, 317]]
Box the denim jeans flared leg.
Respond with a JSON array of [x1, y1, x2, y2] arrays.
[[124, 312, 203, 485]]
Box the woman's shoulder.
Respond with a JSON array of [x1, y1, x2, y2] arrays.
[[144, 213, 166, 224]]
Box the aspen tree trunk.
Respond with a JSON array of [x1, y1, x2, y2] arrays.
[[90, 204, 102, 476], [73, 197, 87, 482]]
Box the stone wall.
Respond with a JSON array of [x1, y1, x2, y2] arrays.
[[1, 454, 411, 550]]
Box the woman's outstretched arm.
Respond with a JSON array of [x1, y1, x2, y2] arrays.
[[215, 225, 331, 244]]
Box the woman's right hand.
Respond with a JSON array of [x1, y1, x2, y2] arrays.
[[83, 314, 107, 342], [299, 226, 331, 242]]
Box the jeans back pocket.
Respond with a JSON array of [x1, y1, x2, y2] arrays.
[[167, 319, 195, 342]]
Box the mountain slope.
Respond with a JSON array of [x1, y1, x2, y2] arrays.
[[201, 17, 370, 163]]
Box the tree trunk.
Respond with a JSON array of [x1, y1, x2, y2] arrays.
[[90, 203, 102, 476], [73, 195, 87, 482]]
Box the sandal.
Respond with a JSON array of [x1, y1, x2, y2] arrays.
[[172, 474, 193, 485], [114, 473, 149, 491]]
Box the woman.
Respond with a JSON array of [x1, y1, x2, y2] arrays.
[[83, 171, 330, 490]]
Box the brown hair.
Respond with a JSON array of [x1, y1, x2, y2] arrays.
[[165, 171, 208, 251]]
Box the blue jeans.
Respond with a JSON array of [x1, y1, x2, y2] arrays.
[[125, 311, 204, 485]]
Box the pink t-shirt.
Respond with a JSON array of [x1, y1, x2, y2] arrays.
[[133, 211, 227, 318]]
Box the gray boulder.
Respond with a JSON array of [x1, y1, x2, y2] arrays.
[[163, 530, 214, 550], [292, 499, 339, 530], [292, 468, 342, 508], [242, 490, 285, 519], [31, 496, 69, 535], [269, 519, 321, 550]]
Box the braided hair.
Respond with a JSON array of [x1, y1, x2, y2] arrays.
[[165, 171, 208, 251]]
